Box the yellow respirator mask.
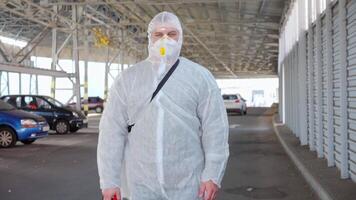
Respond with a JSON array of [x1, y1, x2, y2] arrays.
[[152, 37, 179, 58]]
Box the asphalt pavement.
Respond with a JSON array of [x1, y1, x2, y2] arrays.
[[0, 108, 315, 200]]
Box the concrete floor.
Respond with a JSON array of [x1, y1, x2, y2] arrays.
[[219, 110, 315, 200], [0, 108, 315, 200]]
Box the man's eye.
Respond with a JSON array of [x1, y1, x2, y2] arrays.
[[154, 33, 163, 37], [168, 32, 177, 37]]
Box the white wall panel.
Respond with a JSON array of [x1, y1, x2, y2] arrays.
[[321, 15, 329, 159], [279, 0, 353, 182], [346, 0, 356, 181], [332, 2, 342, 170], [313, 25, 319, 152], [308, 25, 316, 151]]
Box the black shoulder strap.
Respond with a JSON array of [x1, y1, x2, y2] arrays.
[[128, 59, 180, 133], [150, 59, 180, 102]]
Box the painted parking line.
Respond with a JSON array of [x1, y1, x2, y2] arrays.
[[229, 124, 240, 128]]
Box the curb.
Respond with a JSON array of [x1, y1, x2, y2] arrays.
[[272, 115, 334, 200]]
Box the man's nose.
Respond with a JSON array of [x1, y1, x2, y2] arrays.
[[160, 35, 169, 40]]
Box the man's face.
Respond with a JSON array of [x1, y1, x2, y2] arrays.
[[151, 26, 179, 44]]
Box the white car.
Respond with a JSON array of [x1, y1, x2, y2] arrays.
[[222, 94, 247, 115]]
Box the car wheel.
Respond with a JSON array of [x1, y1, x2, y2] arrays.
[[70, 127, 79, 133], [239, 108, 244, 116], [55, 120, 69, 134], [21, 139, 36, 145], [0, 127, 17, 148], [95, 106, 103, 113]]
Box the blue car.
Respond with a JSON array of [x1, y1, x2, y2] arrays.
[[0, 99, 49, 148]]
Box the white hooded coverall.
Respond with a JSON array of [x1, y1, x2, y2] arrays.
[[97, 12, 229, 200]]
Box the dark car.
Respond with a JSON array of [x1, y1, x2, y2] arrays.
[[0, 99, 49, 148], [67, 96, 104, 113], [1, 95, 87, 134]]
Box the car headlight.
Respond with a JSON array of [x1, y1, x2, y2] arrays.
[[21, 119, 37, 128], [72, 112, 79, 118]]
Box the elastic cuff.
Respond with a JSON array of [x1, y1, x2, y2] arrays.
[[99, 180, 121, 190]]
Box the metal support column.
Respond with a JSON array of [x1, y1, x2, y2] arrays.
[[83, 17, 89, 116], [294, 46, 299, 135], [51, 5, 57, 98], [72, 5, 81, 111], [19, 73, 21, 94], [0, 71, 2, 96], [282, 62, 285, 123], [35, 74, 38, 94], [307, 0, 315, 151], [29, 74, 33, 94], [280, 65, 284, 122], [279, 33, 286, 123], [288, 54, 291, 129], [104, 46, 110, 101], [315, 0, 324, 158], [291, 51, 294, 132], [287, 55, 290, 129], [120, 48, 125, 75], [338, 0, 349, 179], [31, 51, 38, 95], [298, 0, 308, 145], [6, 72, 9, 95], [325, 0, 335, 167]]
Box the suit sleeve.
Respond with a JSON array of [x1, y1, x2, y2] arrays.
[[197, 71, 230, 188], [97, 74, 129, 189]]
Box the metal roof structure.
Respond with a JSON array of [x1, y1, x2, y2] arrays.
[[0, 0, 289, 110], [0, 0, 288, 79]]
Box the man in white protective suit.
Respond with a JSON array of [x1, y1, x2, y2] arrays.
[[97, 11, 229, 200]]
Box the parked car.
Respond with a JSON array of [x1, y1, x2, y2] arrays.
[[0, 95, 88, 134], [0, 99, 49, 148], [67, 96, 104, 113], [222, 94, 247, 115]]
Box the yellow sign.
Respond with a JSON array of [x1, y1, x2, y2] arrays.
[[92, 28, 110, 47]]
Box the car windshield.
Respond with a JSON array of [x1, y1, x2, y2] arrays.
[[0, 100, 15, 110], [44, 96, 64, 107]]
